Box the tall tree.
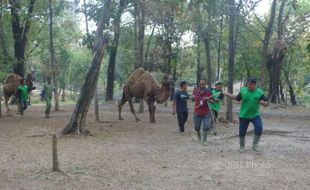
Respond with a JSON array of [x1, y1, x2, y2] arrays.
[[260, 0, 309, 103], [9, 0, 36, 77], [226, 0, 241, 121], [62, 0, 112, 135], [133, 0, 146, 113], [106, 0, 128, 101], [216, 14, 224, 81], [49, 0, 59, 111]]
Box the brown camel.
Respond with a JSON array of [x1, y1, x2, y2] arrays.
[[3, 73, 35, 113], [118, 68, 173, 123]]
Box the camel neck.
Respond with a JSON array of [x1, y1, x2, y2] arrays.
[[154, 84, 170, 103]]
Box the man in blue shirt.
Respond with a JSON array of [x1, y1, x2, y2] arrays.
[[172, 81, 189, 133]]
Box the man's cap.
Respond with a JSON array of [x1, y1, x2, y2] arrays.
[[215, 81, 222, 85], [247, 76, 257, 84]]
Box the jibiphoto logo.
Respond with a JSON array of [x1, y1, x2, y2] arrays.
[[211, 160, 272, 171], [227, 160, 272, 170]]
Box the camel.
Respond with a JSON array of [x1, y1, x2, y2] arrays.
[[118, 68, 173, 123], [3, 73, 35, 113]]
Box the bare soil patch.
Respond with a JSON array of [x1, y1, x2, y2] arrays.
[[0, 102, 309, 190]]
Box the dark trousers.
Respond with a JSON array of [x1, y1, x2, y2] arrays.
[[19, 100, 28, 114], [239, 116, 263, 137], [177, 111, 188, 132]]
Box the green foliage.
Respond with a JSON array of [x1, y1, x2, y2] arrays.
[[0, 0, 309, 104]]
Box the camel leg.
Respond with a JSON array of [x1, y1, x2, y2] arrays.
[[118, 95, 127, 120], [4, 95, 10, 113], [146, 98, 156, 123], [151, 104, 156, 123], [128, 98, 140, 122]]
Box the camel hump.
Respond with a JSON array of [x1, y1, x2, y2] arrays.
[[125, 67, 146, 85], [4, 73, 21, 84]]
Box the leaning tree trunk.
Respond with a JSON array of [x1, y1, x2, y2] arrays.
[[83, 0, 99, 121], [49, 0, 59, 111], [62, 0, 111, 135], [10, 0, 36, 77]]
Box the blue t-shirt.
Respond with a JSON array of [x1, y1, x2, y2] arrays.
[[173, 90, 189, 112]]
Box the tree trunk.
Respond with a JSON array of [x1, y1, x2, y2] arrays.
[[10, 0, 36, 77], [83, 0, 99, 120], [196, 35, 202, 84], [279, 79, 285, 103], [94, 87, 99, 121], [283, 58, 297, 105], [133, 0, 145, 113], [217, 15, 223, 81], [106, 0, 127, 101], [144, 23, 156, 66], [266, 0, 287, 103], [49, 0, 59, 111], [261, 0, 277, 88], [62, 0, 111, 135], [0, 11, 10, 62], [61, 85, 66, 102], [226, 0, 241, 122], [203, 34, 212, 88], [287, 78, 297, 106]]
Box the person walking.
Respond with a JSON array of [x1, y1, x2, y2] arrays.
[[193, 79, 214, 145], [208, 81, 224, 135], [223, 76, 268, 152], [172, 81, 189, 133], [17, 79, 29, 116], [41, 78, 53, 118]]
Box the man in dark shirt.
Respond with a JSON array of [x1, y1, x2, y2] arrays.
[[172, 81, 189, 133]]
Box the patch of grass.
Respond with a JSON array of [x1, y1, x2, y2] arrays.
[[70, 165, 84, 175]]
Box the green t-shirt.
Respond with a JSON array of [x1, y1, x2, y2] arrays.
[[209, 89, 223, 112], [237, 87, 265, 119], [43, 83, 53, 99], [17, 85, 28, 101]]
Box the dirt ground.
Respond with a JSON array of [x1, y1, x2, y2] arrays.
[[0, 101, 309, 190]]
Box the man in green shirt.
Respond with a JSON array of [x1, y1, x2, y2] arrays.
[[17, 79, 29, 116], [223, 77, 268, 153], [208, 81, 224, 136], [41, 77, 53, 118]]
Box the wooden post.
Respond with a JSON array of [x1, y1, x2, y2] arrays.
[[52, 134, 60, 171]]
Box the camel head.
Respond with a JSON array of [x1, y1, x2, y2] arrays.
[[25, 73, 36, 91], [161, 74, 173, 87]]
